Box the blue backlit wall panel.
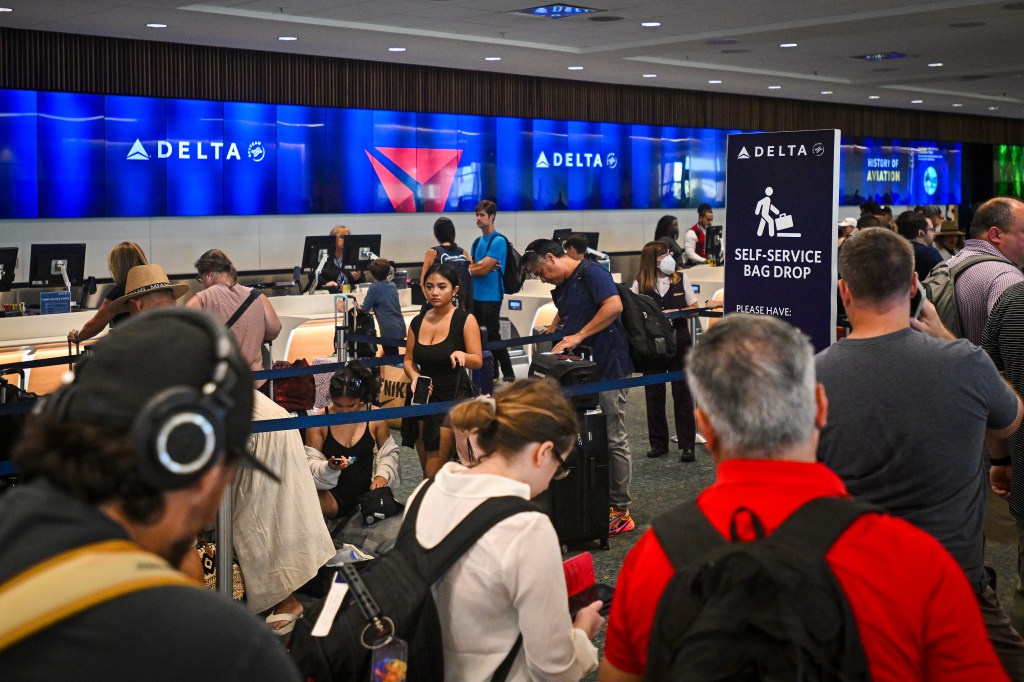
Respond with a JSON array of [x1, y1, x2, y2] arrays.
[[0, 87, 965, 219], [0, 89, 38, 219]]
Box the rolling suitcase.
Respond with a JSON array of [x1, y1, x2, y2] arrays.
[[528, 351, 598, 410], [547, 408, 610, 551]]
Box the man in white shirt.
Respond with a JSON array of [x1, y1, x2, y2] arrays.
[[683, 204, 714, 265]]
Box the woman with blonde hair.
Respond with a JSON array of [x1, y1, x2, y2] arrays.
[[632, 240, 699, 462], [409, 378, 604, 681], [318, 225, 362, 289], [68, 241, 148, 342]]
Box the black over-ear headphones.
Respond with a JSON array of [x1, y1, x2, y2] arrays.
[[44, 310, 239, 490]]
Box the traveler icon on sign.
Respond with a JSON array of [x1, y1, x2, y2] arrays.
[[755, 187, 801, 238]]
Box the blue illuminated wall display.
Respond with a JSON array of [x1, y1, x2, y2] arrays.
[[0, 88, 961, 219]]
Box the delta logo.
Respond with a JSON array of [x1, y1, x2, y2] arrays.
[[536, 151, 617, 169], [365, 147, 463, 213], [125, 138, 257, 161]]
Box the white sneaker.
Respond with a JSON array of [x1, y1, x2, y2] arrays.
[[695, 433, 707, 444]]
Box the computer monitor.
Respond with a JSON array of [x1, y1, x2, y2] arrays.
[[28, 244, 86, 287], [705, 225, 724, 264], [551, 229, 600, 251], [0, 247, 17, 292], [342, 234, 382, 270], [300, 235, 336, 271]]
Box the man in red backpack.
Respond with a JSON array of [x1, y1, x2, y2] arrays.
[[600, 314, 1005, 682]]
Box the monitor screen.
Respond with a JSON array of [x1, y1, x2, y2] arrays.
[[342, 234, 382, 269], [705, 225, 724, 262], [301, 235, 335, 271], [551, 229, 600, 250], [0, 247, 17, 291], [28, 243, 85, 287]]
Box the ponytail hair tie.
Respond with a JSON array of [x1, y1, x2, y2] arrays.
[[475, 395, 497, 413]]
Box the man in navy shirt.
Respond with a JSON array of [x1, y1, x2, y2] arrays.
[[524, 239, 636, 536], [469, 200, 516, 383]]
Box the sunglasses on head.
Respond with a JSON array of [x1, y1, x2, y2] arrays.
[[330, 374, 363, 393]]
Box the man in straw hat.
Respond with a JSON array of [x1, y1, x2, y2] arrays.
[[107, 263, 190, 316]]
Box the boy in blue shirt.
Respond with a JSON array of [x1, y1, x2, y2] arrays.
[[361, 259, 405, 356]]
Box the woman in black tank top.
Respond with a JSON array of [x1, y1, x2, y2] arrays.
[[402, 263, 483, 478], [306, 362, 398, 519]]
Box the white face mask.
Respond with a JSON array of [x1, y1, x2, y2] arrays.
[[658, 254, 676, 275]]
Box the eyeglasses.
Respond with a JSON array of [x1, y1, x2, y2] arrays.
[[194, 272, 207, 282], [552, 448, 571, 481], [330, 374, 363, 393]]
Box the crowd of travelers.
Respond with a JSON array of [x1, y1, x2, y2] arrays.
[[3, 196, 1024, 681]]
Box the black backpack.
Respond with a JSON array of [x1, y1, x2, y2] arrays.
[[921, 255, 1011, 339], [289, 479, 534, 682], [579, 262, 676, 373], [434, 245, 474, 305], [645, 497, 876, 682], [473, 233, 526, 296]]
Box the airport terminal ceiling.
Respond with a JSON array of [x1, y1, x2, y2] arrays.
[[0, 0, 1022, 135]]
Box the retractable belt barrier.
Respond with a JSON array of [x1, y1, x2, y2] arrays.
[[0, 307, 723, 421]]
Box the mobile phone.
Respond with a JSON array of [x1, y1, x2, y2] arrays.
[[910, 281, 924, 320], [411, 376, 432, 405]]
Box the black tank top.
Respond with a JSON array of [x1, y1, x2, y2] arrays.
[[410, 307, 471, 401], [323, 422, 376, 519]]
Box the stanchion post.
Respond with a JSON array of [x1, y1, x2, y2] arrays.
[[215, 489, 233, 598]]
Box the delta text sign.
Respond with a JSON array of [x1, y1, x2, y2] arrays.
[[725, 130, 839, 351]]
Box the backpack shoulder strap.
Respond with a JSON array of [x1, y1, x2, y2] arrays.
[[949, 254, 1013, 280], [399, 482, 537, 583], [767, 496, 879, 554], [225, 288, 262, 328], [0, 539, 194, 653], [651, 501, 726, 570]]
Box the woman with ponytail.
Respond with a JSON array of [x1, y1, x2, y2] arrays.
[[408, 378, 604, 681]]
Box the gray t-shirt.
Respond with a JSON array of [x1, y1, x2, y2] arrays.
[[816, 327, 1018, 594]]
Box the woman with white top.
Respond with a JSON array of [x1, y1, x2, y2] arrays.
[[631, 241, 699, 462], [408, 378, 604, 681]]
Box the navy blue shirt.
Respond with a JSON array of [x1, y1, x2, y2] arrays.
[[552, 260, 633, 380], [362, 281, 406, 342]]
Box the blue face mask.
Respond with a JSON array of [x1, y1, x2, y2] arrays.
[[659, 254, 676, 275]]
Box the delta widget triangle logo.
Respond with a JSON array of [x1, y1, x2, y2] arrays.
[[127, 139, 150, 161], [737, 147, 750, 159], [365, 147, 463, 212]]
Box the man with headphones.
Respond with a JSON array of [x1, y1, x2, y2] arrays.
[[0, 308, 301, 680]]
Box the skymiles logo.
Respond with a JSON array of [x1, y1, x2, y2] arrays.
[[535, 151, 616, 169], [125, 138, 252, 161]]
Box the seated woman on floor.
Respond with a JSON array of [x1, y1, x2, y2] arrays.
[[305, 361, 400, 520]]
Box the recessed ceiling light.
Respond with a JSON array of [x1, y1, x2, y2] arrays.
[[869, 95, 881, 100], [780, 43, 798, 48], [278, 36, 298, 41], [952, 103, 963, 107], [485, 56, 502, 61], [0, 7, 13, 11], [928, 62, 944, 67], [911, 99, 923, 104], [989, 106, 1000, 110], [821, 90, 833, 95], [388, 47, 406, 52], [146, 23, 167, 28], [643, 74, 657, 78], [708, 79, 722, 84], [568, 66, 584, 70], [641, 21, 661, 27], [768, 85, 782, 90]]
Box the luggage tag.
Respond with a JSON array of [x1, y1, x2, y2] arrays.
[[331, 563, 409, 681], [310, 571, 349, 637]]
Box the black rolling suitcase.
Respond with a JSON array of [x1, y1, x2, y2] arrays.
[[548, 408, 610, 551], [528, 351, 598, 410]]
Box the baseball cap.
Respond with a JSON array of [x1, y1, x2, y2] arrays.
[[838, 217, 858, 228], [49, 307, 278, 482]]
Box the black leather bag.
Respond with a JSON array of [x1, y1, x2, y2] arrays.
[[356, 487, 404, 526]]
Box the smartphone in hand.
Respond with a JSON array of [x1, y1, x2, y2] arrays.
[[411, 376, 432, 405]]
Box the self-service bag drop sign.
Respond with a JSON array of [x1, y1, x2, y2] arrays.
[[725, 130, 840, 351]]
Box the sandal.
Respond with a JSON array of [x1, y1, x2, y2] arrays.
[[265, 611, 303, 636]]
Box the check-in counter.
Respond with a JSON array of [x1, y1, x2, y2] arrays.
[[683, 264, 725, 329]]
